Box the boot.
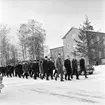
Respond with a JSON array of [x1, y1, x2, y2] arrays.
[[60, 79, 64, 82], [85, 76, 88, 78], [68, 77, 71, 81]]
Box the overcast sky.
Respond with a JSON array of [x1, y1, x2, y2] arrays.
[[0, 0, 105, 49]]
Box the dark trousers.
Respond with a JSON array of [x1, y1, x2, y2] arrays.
[[7, 71, 12, 77], [37, 70, 39, 77], [33, 69, 39, 79], [2, 70, 6, 76], [80, 66, 87, 78], [15, 71, 21, 78], [71, 67, 79, 79], [23, 72, 29, 79], [65, 68, 72, 80], [9, 71, 12, 77], [48, 69, 53, 79], [7, 71, 10, 77], [11, 70, 14, 77], [42, 69, 49, 80], [29, 70, 33, 77], [33, 71, 38, 79]]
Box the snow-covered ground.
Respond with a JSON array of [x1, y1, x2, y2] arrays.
[[0, 65, 105, 105]]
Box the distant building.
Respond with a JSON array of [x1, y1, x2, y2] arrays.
[[50, 46, 64, 61], [62, 27, 105, 65]]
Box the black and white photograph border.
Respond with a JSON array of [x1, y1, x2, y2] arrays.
[[0, 0, 105, 105]]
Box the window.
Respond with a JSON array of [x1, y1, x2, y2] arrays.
[[91, 39, 94, 44], [66, 44, 69, 49], [104, 49, 105, 57], [91, 48, 95, 52], [91, 48, 96, 59], [97, 36, 100, 43], [103, 37, 105, 45], [72, 34, 77, 39], [99, 51, 102, 58]]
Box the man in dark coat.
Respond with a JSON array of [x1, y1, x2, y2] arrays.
[[48, 57, 55, 80], [32, 60, 38, 80], [28, 60, 33, 77], [6, 64, 11, 77], [0, 66, 7, 77], [11, 63, 15, 77], [15, 63, 18, 77], [64, 56, 72, 80], [79, 57, 88, 78], [18, 62, 23, 78], [71, 57, 79, 79], [9, 63, 14, 77], [42, 56, 49, 80], [15, 62, 23, 78], [36, 60, 40, 78]]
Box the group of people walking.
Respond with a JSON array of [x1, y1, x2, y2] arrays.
[[55, 53, 88, 81], [0, 53, 88, 82]]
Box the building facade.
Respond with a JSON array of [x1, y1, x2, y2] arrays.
[[62, 27, 81, 61], [86, 31, 105, 64], [50, 46, 64, 61], [62, 27, 105, 65]]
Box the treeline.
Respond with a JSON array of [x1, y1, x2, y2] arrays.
[[0, 19, 46, 66]]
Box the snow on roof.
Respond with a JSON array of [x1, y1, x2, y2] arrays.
[[62, 27, 78, 39], [50, 46, 64, 50]]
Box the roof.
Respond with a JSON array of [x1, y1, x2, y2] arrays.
[[62, 27, 105, 39], [85, 30, 105, 35], [62, 27, 78, 39], [50, 46, 64, 50]]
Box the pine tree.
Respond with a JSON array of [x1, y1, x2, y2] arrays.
[[74, 16, 95, 58]]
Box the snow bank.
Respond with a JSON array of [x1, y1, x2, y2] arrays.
[[93, 65, 105, 76]]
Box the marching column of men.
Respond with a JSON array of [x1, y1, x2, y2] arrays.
[[0, 53, 88, 81]]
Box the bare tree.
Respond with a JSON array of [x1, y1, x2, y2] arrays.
[[17, 19, 46, 61], [17, 24, 29, 61], [0, 25, 10, 66], [27, 19, 46, 60]]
